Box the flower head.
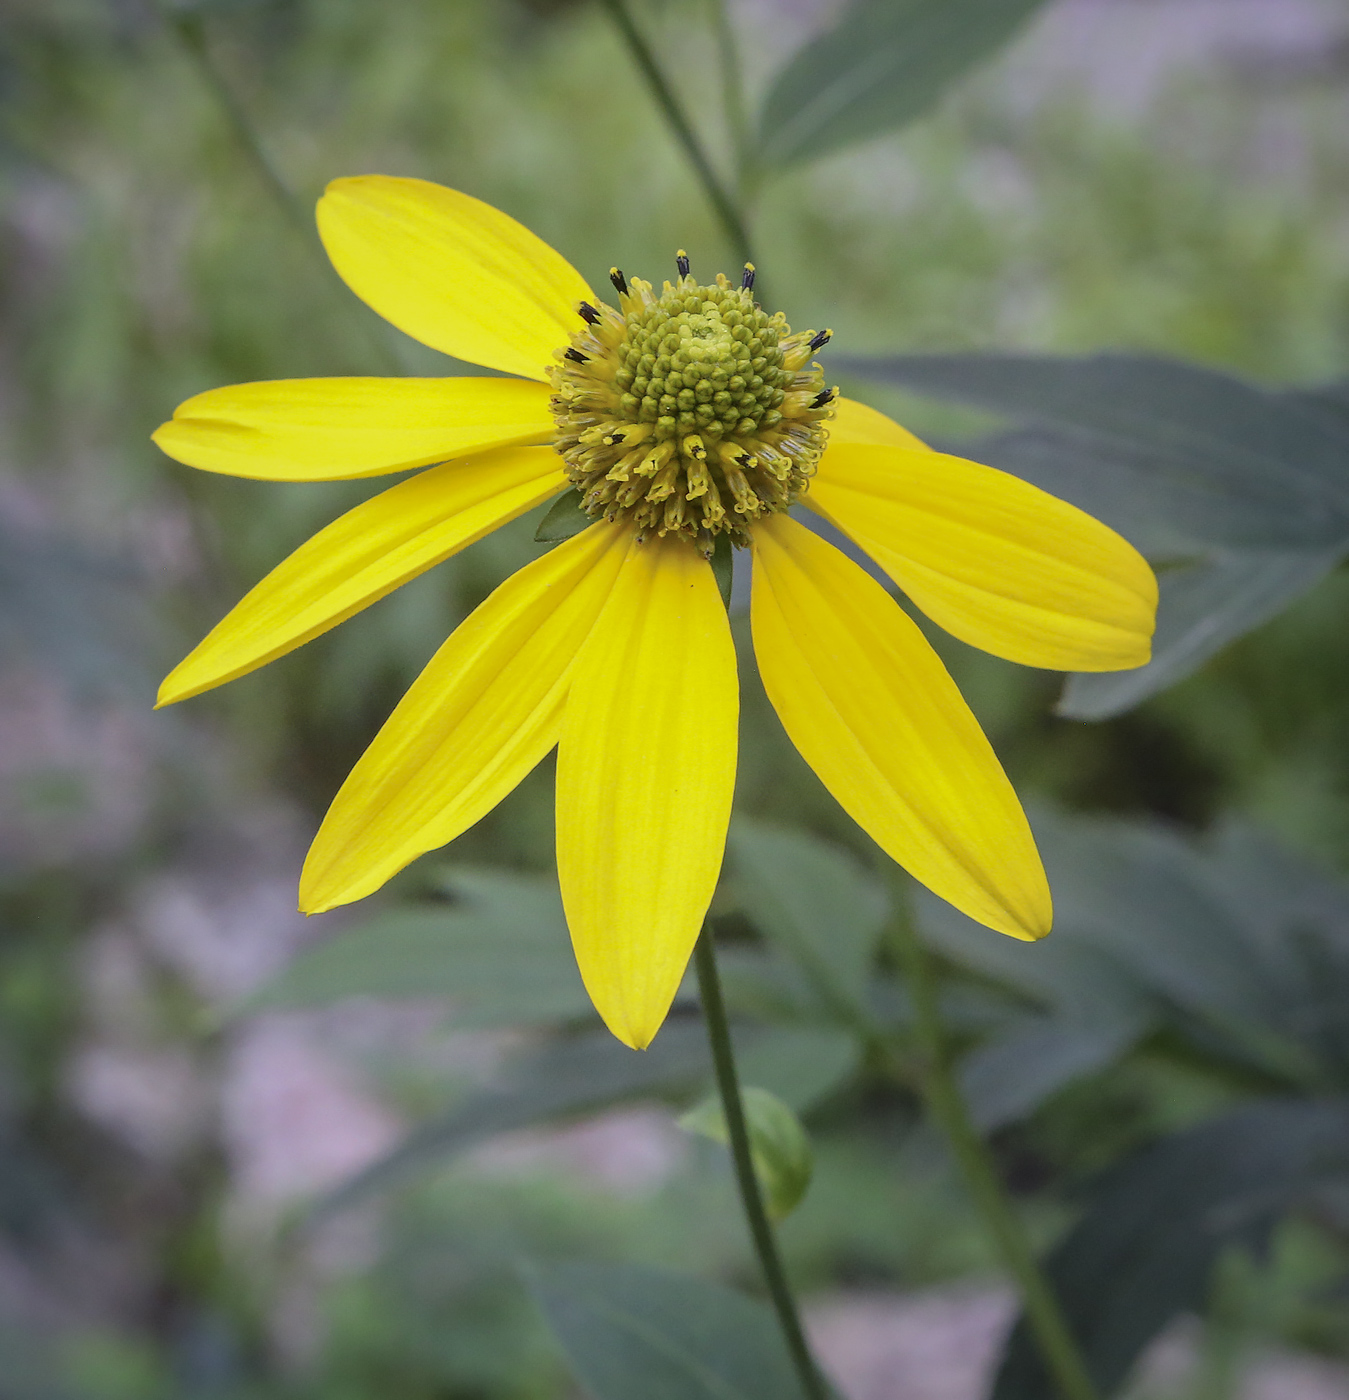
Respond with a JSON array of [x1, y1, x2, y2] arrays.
[[153, 176, 1157, 1049]]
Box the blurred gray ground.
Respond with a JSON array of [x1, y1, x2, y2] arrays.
[[806, 1290, 1349, 1400]]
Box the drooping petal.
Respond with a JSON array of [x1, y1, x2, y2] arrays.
[[750, 512, 1050, 941], [828, 397, 932, 450], [300, 520, 630, 914], [153, 376, 554, 481], [318, 176, 595, 380], [808, 442, 1157, 672], [158, 446, 567, 706], [556, 534, 738, 1049]]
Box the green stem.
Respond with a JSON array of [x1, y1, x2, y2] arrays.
[[154, 2, 401, 372], [887, 898, 1101, 1400], [694, 929, 831, 1400], [598, 0, 756, 270], [709, 0, 750, 201], [158, 6, 312, 241]]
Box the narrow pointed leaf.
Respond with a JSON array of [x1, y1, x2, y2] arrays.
[[243, 869, 589, 1028], [836, 352, 1349, 550], [756, 0, 1049, 168], [1057, 547, 1344, 720], [992, 1101, 1349, 1400]]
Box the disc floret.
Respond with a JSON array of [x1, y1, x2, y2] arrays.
[[550, 256, 836, 551]]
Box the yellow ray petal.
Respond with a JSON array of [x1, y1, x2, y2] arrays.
[[300, 520, 630, 915], [751, 513, 1050, 941], [828, 396, 932, 450], [153, 376, 554, 481], [808, 442, 1157, 672], [158, 446, 567, 706], [318, 176, 595, 381], [556, 534, 738, 1049]]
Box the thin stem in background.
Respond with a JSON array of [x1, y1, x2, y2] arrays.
[[598, 0, 757, 271], [159, 7, 312, 241], [709, 0, 750, 202], [886, 885, 1102, 1400], [693, 928, 832, 1400], [154, 3, 402, 372]]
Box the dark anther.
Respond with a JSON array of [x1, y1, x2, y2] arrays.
[[578, 301, 601, 325], [741, 263, 756, 291], [808, 328, 832, 351], [676, 249, 690, 277], [565, 348, 589, 364], [810, 388, 835, 409], [610, 267, 629, 295]]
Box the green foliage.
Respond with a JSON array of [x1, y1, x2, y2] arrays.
[[726, 818, 888, 1022], [834, 352, 1349, 717], [755, 0, 1050, 170], [993, 1100, 1349, 1400], [533, 487, 592, 545], [245, 867, 590, 1028], [529, 1261, 808, 1400]]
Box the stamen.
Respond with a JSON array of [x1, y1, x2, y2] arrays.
[[550, 259, 834, 547], [808, 328, 832, 351]]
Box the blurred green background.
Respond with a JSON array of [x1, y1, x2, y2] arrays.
[[5, 1, 1349, 1397]]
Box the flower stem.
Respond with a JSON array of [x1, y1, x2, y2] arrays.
[[156, 5, 312, 242], [598, 0, 756, 271], [886, 895, 1101, 1400], [693, 928, 831, 1400], [708, 0, 750, 201]]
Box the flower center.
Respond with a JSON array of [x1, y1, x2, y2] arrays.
[[549, 255, 836, 551]]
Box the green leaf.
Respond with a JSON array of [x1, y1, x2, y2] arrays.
[[959, 1017, 1144, 1134], [711, 533, 734, 610], [1057, 547, 1344, 720], [310, 1021, 850, 1218], [992, 1100, 1349, 1400], [311, 1022, 715, 1220], [922, 807, 1349, 1094], [244, 869, 591, 1029], [529, 1262, 809, 1400], [727, 819, 888, 1018], [679, 1086, 814, 1220], [755, 0, 1049, 169], [534, 488, 592, 544], [834, 352, 1349, 550], [0, 521, 148, 700]]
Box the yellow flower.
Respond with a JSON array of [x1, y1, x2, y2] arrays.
[[153, 176, 1157, 1049]]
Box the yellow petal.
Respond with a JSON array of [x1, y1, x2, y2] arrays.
[[158, 446, 566, 706], [300, 520, 630, 915], [750, 513, 1050, 941], [556, 534, 738, 1049], [318, 176, 594, 381], [808, 443, 1157, 672], [828, 396, 932, 450], [153, 376, 554, 481]]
